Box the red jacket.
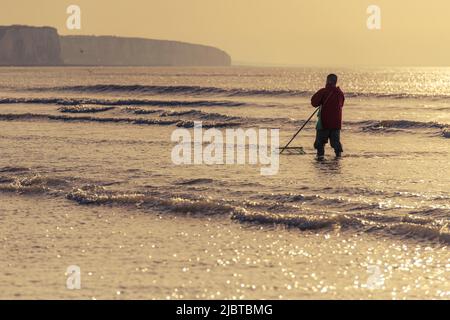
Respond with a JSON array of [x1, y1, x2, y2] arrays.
[[311, 84, 345, 129]]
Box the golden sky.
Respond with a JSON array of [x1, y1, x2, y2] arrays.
[[2, 0, 450, 66]]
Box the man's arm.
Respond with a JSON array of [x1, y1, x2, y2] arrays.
[[311, 89, 325, 107]]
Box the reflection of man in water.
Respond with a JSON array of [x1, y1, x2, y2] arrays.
[[311, 74, 345, 160]]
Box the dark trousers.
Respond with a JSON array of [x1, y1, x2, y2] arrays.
[[314, 129, 343, 156]]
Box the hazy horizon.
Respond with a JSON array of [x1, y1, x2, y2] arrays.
[[2, 0, 450, 66]]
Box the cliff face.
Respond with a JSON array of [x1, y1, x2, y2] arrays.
[[0, 25, 231, 66], [0, 25, 62, 66], [60, 36, 231, 66]]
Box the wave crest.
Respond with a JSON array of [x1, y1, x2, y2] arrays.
[[357, 120, 449, 137], [360, 120, 446, 130], [0, 97, 246, 107], [59, 105, 115, 113], [14, 84, 450, 100], [1, 171, 448, 244], [0, 113, 242, 128], [25, 84, 311, 98], [0, 174, 70, 194], [67, 185, 237, 216]]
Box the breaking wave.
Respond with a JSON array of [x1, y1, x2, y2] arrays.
[[23, 84, 312, 98], [1, 109, 449, 138], [0, 169, 448, 244], [161, 109, 233, 119], [0, 174, 71, 194], [58, 105, 115, 113], [13, 84, 450, 100], [64, 186, 450, 243], [274, 187, 450, 202], [0, 97, 246, 107], [232, 210, 450, 243], [355, 120, 450, 137], [0, 113, 242, 128], [1, 107, 449, 139], [358, 120, 446, 130], [67, 185, 238, 216]]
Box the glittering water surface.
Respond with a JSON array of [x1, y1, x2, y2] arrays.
[[0, 67, 448, 299], [1, 194, 448, 299]]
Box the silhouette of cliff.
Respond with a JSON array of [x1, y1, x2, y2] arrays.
[[60, 35, 231, 66], [0, 25, 231, 66], [0, 25, 62, 66]]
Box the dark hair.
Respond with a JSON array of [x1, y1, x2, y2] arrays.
[[327, 74, 338, 85]]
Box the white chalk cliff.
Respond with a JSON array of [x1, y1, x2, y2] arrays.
[[60, 35, 231, 66], [0, 25, 231, 66], [0, 25, 62, 66]]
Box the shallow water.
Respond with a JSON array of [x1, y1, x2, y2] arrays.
[[0, 67, 448, 299], [1, 193, 448, 300]]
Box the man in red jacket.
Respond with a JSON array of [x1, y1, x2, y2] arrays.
[[311, 74, 345, 159]]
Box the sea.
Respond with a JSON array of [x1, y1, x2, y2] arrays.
[[0, 66, 448, 299]]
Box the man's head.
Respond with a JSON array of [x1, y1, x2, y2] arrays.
[[326, 74, 338, 86]]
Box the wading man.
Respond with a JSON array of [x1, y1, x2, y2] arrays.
[[311, 74, 345, 159]]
